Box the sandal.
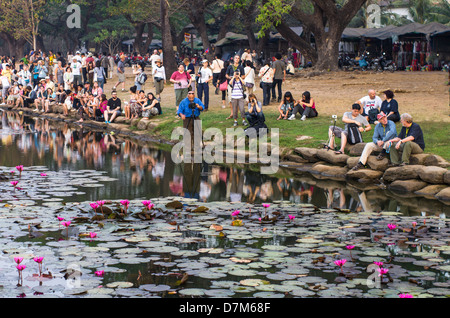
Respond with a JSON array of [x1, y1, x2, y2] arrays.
[[334, 150, 343, 155]]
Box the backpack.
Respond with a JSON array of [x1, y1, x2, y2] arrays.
[[367, 107, 379, 124], [139, 72, 147, 84], [346, 123, 363, 145]]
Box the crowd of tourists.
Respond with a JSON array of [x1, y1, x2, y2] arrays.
[[0, 47, 424, 167]]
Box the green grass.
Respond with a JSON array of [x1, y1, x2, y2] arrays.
[[148, 106, 450, 161]]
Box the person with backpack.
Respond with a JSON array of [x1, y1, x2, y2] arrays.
[[133, 62, 147, 91], [152, 58, 165, 101], [326, 103, 371, 155], [196, 59, 213, 111]]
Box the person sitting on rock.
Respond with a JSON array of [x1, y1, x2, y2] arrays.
[[350, 113, 397, 171], [327, 103, 371, 155], [387, 113, 425, 166]]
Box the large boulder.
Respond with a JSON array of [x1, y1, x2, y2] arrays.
[[346, 169, 383, 180], [435, 187, 450, 202], [409, 154, 431, 165], [347, 143, 368, 156], [414, 184, 448, 199], [137, 118, 151, 130], [423, 154, 450, 168], [310, 164, 348, 180], [315, 148, 349, 166], [366, 156, 389, 171], [445, 171, 450, 185], [294, 147, 319, 162], [347, 157, 360, 169], [418, 166, 448, 184], [388, 179, 428, 193], [382, 165, 424, 183]]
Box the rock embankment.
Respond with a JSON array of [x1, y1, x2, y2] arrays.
[[286, 145, 450, 204]]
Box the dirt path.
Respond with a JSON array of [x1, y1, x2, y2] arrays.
[[108, 67, 450, 122]]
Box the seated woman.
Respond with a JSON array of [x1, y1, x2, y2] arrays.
[[62, 90, 73, 116], [23, 86, 37, 108], [91, 81, 103, 98], [34, 85, 47, 112], [245, 94, 266, 136], [277, 91, 297, 120], [380, 89, 400, 123], [142, 92, 161, 118], [43, 88, 56, 113], [96, 94, 108, 121], [288, 91, 318, 121], [55, 83, 66, 104], [124, 85, 140, 119], [77, 93, 98, 122]]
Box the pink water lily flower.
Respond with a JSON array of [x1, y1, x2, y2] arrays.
[[334, 259, 347, 267], [412, 222, 417, 228], [61, 221, 71, 227], [377, 268, 389, 276], [346, 245, 355, 250], [374, 261, 383, 267], [262, 203, 270, 209], [14, 257, 24, 264], [120, 200, 130, 207], [40, 173, 47, 177], [57, 216, 64, 221], [95, 270, 105, 277], [399, 293, 413, 298], [33, 257, 44, 263], [16, 264, 26, 271], [387, 223, 397, 230], [11, 181, 19, 187], [89, 232, 97, 238], [231, 210, 240, 217], [90, 202, 99, 210], [288, 215, 295, 221], [16, 165, 24, 172], [96, 200, 106, 207]]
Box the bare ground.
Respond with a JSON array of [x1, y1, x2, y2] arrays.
[[109, 68, 450, 122]]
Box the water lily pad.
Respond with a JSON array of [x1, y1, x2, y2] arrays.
[[178, 288, 206, 296], [106, 281, 134, 288]]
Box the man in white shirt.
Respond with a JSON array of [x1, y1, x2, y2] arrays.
[[71, 57, 82, 89], [356, 89, 382, 124], [1, 75, 11, 104], [149, 50, 161, 71]]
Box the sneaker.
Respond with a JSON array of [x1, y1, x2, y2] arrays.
[[243, 120, 248, 126], [233, 121, 238, 127], [33, 108, 39, 112], [301, 115, 306, 121], [351, 161, 365, 171], [288, 114, 295, 120]]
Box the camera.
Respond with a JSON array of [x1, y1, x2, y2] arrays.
[[189, 102, 197, 110], [332, 115, 337, 119]]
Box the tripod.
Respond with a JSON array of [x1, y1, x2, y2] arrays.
[[324, 117, 337, 151]]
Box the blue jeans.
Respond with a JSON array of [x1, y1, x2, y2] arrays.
[[135, 82, 142, 92], [262, 82, 272, 106], [197, 82, 209, 109]]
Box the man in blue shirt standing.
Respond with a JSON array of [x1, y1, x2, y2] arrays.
[[177, 91, 204, 152], [351, 113, 397, 171]]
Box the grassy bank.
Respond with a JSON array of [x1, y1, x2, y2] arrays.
[[143, 104, 450, 161]]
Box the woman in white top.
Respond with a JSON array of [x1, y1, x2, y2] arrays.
[[63, 67, 74, 91], [196, 59, 213, 111], [152, 59, 166, 100], [18, 65, 32, 87], [243, 60, 255, 100]]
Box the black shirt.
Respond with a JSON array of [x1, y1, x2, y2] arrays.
[[226, 63, 245, 80], [398, 122, 425, 150], [107, 97, 121, 111]]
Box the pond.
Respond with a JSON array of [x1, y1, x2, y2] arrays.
[[0, 110, 449, 299]]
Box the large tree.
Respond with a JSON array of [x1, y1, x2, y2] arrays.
[[256, 0, 367, 70]]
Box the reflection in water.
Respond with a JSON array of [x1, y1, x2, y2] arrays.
[[0, 110, 448, 218]]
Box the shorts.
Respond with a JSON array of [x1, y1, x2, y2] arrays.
[[117, 72, 125, 83], [142, 107, 159, 118], [329, 126, 347, 138]]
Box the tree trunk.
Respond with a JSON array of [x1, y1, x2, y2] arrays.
[[133, 22, 147, 55], [160, 0, 177, 78], [187, 2, 212, 59]]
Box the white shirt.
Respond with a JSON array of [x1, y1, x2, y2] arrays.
[[1, 76, 10, 87], [211, 59, 224, 74], [244, 66, 255, 85], [71, 61, 82, 75], [359, 95, 382, 114], [150, 54, 161, 70], [197, 67, 212, 84], [152, 65, 166, 80]]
